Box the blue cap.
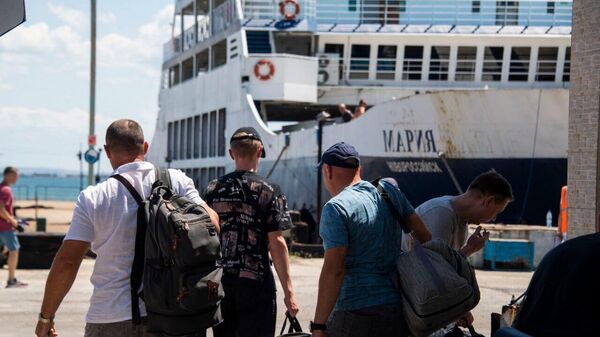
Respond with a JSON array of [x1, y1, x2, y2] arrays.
[[318, 142, 360, 168]]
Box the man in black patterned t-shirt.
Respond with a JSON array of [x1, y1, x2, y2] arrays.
[[203, 127, 299, 337]]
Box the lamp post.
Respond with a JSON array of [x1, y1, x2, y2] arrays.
[[87, 0, 97, 186]]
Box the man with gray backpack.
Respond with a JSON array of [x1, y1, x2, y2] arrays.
[[311, 142, 433, 337], [35, 119, 221, 337]]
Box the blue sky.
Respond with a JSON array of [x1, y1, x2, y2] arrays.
[[0, 0, 175, 174]]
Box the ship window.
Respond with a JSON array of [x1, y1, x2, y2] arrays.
[[456, 47, 477, 81], [563, 47, 571, 82], [208, 167, 217, 182], [161, 69, 169, 89], [211, 39, 227, 70], [536, 47, 558, 82], [196, 49, 209, 75], [200, 167, 208, 189], [509, 47, 531, 82], [403, 46, 423, 80], [496, 1, 519, 26], [325, 44, 344, 80], [173, 121, 179, 160], [547, 1, 555, 14], [186, 117, 193, 159], [349, 0, 357, 12], [167, 122, 174, 162], [196, 0, 209, 14], [209, 110, 217, 157], [182, 57, 194, 82], [194, 115, 200, 158], [169, 64, 180, 87], [429, 46, 450, 81], [201, 113, 209, 158], [376, 45, 397, 80], [217, 109, 226, 156], [192, 168, 200, 189], [482, 46, 504, 81], [179, 119, 186, 160], [472, 1, 481, 13], [349, 45, 370, 80], [217, 167, 225, 179]]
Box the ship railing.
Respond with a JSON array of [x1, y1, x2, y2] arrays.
[[482, 59, 503, 81], [163, 37, 181, 61], [429, 59, 451, 81], [13, 185, 81, 201], [535, 60, 559, 82], [213, 0, 238, 35], [348, 57, 370, 80], [455, 59, 477, 81], [313, 0, 571, 27], [376, 57, 397, 80], [401, 59, 424, 81], [242, 0, 316, 21]]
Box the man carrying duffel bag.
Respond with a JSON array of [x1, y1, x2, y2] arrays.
[[311, 143, 432, 337]]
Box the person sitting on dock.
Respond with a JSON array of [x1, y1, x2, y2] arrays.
[[353, 99, 368, 119], [0, 166, 27, 288], [35, 119, 219, 337], [311, 142, 433, 337], [202, 126, 299, 337], [337, 104, 353, 122]]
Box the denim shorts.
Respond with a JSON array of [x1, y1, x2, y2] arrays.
[[0, 230, 20, 251]]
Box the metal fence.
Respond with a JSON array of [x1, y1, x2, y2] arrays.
[[13, 185, 81, 201]]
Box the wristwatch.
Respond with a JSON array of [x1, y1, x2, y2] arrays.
[[38, 313, 54, 324], [310, 321, 327, 332]]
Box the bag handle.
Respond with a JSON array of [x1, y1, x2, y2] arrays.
[[280, 311, 304, 334]]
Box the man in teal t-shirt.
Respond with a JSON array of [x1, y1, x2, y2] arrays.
[[311, 142, 432, 337]]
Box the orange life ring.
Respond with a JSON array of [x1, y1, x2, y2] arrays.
[[254, 59, 275, 81], [279, 0, 300, 21]]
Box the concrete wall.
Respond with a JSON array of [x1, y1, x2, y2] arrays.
[[567, 1, 600, 238]]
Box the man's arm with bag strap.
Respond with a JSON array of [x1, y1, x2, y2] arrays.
[[373, 178, 432, 243]]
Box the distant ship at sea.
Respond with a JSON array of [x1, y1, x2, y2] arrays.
[[147, 0, 572, 226]]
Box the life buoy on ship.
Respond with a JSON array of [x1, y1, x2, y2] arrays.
[[279, 0, 301, 21], [254, 59, 275, 81]]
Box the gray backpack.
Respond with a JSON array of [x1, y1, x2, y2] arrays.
[[112, 168, 223, 336], [395, 240, 480, 337]]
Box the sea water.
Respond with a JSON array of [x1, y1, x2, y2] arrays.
[[6, 175, 109, 201]]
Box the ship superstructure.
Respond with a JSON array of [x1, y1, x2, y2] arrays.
[[148, 0, 572, 225]]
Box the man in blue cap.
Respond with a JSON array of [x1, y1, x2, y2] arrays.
[[310, 142, 432, 337]]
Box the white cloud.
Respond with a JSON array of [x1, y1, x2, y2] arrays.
[[98, 11, 117, 25], [47, 3, 88, 32]]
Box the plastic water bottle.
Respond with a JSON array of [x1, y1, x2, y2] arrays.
[[546, 210, 553, 227]]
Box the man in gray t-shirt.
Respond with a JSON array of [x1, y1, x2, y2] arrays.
[[402, 170, 514, 255]]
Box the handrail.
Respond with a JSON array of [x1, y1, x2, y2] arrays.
[[241, 0, 571, 27]]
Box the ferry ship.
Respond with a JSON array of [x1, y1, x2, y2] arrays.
[[147, 0, 572, 228]]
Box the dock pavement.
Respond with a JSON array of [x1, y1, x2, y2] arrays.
[[1, 200, 533, 337]]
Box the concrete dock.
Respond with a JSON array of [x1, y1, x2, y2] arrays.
[[0, 257, 532, 337]]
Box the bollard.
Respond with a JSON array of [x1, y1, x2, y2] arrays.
[[36, 218, 47, 232]]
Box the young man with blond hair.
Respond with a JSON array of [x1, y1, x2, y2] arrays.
[[203, 127, 299, 337]]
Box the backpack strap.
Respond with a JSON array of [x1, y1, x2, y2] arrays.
[[111, 174, 143, 205], [110, 174, 147, 326], [372, 178, 411, 234], [155, 167, 172, 190]]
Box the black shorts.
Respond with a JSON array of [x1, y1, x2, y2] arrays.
[[213, 275, 277, 337]]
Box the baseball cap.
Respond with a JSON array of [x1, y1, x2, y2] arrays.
[[317, 142, 360, 168], [230, 127, 266, 158]]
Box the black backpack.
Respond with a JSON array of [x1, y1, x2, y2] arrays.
[[111, 168, 223, 336]]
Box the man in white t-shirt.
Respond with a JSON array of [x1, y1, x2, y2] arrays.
[[35, 119, 219, 337]]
